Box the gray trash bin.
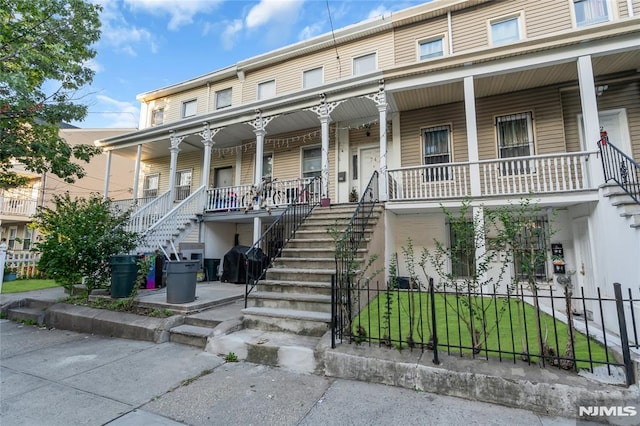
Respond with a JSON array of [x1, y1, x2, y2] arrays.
[[166, 261, 198, 304]]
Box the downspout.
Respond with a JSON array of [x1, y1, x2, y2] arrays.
[[447, 10, 453, 54]]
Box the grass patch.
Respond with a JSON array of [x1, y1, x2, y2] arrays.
[[354, 291, 611, 370], [1, 279, 59, 294]]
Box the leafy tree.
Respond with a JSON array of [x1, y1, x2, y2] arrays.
[[32, 193, 139, 297], [0, 0, 103, 189]]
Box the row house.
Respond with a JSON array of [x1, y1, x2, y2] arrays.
[[98, 0, 640, 331]]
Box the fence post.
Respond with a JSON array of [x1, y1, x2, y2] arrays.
[[613, 282, 634, 386], [331, 274, 336, 349], [429, 277, 440, 365], [0, 240, 6, 293]]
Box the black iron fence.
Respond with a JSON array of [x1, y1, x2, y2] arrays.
[[598, 137, 640, 204], [244, 177, 321, 306], [331, 277, 639, 386]]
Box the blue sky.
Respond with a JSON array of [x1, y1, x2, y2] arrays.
[[74, 0, 428, 129]]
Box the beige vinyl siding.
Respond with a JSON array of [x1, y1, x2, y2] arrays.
[[618, 0, 640, 18], [451, 0, 574, 52], [475, 86, 566, 160], [210, 77, 240, 111], [143, 152, 204, 195], [241, 32, 394, 103], [394, 17, 449, 65], [399, 102, 467, 168], [163, 86, 209, 124], [560, 89, 583, 153]]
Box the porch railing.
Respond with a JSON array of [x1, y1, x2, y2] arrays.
[[0, 196, 38, 217], [138, 185, 206, 256], [205, 177, 318, 212], [387, 151, 597, 201], [111, 196, 157, 214], [244, 177, 322, 306], [127, 191, 173, 235], [332, 171, 379, 348], [598, 138, 640, 205]]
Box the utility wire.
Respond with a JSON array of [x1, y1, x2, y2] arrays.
[[326, 0, 341, 78]]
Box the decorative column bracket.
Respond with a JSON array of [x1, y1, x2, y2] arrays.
[[169, 131, 186, 151], [364, 80, 387, 108], [247, 110, 276, 132], [197, 122, 223, 145], [307, 94, 344, 118]]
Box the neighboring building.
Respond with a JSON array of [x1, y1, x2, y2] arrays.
[[0, 127, 136, 252], [98, 0, 639, 334]]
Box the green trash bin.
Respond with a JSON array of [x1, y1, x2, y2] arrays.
[[110, 255, 140, 298], [166, 261, 198, 304], [204, 258, 221, 281]]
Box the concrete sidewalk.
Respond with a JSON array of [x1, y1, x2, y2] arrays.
[[1, 320, 582, 426]]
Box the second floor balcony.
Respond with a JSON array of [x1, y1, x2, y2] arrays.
[[0, 195, 38, 218]]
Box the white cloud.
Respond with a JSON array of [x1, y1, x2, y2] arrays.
[[246, 0, 305, 29], [221, 19, 244, 51], [94, 94, 139, 128], [298, 22, 324, 41], [96, 0, 155, 57], [84, 59, 104, 74], [122, 0, 223, 31], [367, 5, 391, 20]]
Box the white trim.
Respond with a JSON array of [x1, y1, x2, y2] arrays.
[[577, 108, 632, 155], [181, 98, 197, 118], [302, 66, 324, 89], [352, 51, 378, 76], [300, 144, 322, 178], [214, 87, 232, 110], [257, 79, 276, 100], [488, 11, 525, 46], [570, 0, 615, 28], [420, 123, 454, 163], [416, 33, 448, 61]]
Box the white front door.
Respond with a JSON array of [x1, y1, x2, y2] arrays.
[[579, 109, 631, 156], [573, 217, 596, 315], [360, 147, 379, 198]]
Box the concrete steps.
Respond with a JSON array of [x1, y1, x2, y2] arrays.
[[169, 300, 243, 348], [247, 291, 331, 313], [169, 324, 213, 348], [242, 307, 331, 337], [5, 299, 54, 326], [602, 184, 640, 229], [256, 280, 331, 295]]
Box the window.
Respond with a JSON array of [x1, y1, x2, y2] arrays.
[[419, 37, 444, 60], [497, 112, 534, 174], [513, 217, 548, 281], [450, 221, 475, 278], [262, 154, 273, 179], [143, 174, 159, 199], [423, 125, 451, 181], [574, 0, 609, 26], [353, 53, 377, 76], [490, 16, 521, 45], [215, 88, 232, 110], [7, 227, 17, 250], [182, 100, 197, 118], [175, 170, 192, 201], [257, 80, 276, 100], [151, 108, 164, 126], [302, 147, 322, 178], [303, 67, 323, 89], [23, 228, 33, 250]]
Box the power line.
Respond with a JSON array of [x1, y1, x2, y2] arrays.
[[326, 0, 341, 78]]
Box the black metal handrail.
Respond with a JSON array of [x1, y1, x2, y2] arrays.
[[244, 177, 322, 307], [332, 171, 379, 348], [598, 137, 640, 204]]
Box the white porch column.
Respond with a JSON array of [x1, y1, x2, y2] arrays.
[[198, 122, 218, 188], [377, 90, 389, 201], [577, 55, 603, 186], [464, 76, 481, 197], [169, 131, 185, 202], [103, 150, 112, 200], [249, 111, 273, 244], [132, 144, 142, 202], [320, 110, 331, 199]]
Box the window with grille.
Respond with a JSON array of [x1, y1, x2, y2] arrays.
[[573, 0, 609, 27], [143, 174, 159, 199], [513, 217, 549, 281], [215, 88, 232, 110], [419, 37, 444, 60], [450, 221, 476, 278], [497, 112, 534, 174], [423, 125, 451, 181], [174, 170, 192, 201]]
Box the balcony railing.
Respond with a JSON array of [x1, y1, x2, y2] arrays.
[[0, 196, 38, 217], [388, 151, 597, 201], [205, 177, 318, 212]]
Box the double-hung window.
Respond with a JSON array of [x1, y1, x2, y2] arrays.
[[490, 15, 521, 45], [23, 227, 33, 251], [151, 108, 164, 126], [497, 112, 534, 174], [302, 147, 322, 179], [262, 154, 273, 180], [143, 174, 159, 199], [423, 125, 451, 181], [303, 67, 323, 89], [573, 0, 610, 27], [257, 80, 276, 100], [215, 88, 232, 110], [418, 37, 444, 60], [182, 100, 197, 118], [174, 170, 192, 201], [353, 53, 377, 76]]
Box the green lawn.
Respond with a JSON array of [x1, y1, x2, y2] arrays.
[[353, 291, 611, 370], [1, 279, 60, 294]]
